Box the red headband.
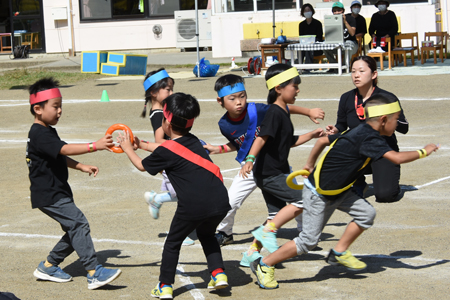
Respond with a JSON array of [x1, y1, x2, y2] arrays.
[[30, 88, 62, 105], [163, 103, 194, 128]]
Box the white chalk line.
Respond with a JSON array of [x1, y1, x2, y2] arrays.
[[0, 231, 446, 264], [415, 175, 450, 189], [176, 265, 205, 300], [3, 97, 450, 107]]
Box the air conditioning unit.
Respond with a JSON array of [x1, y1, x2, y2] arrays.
[[175, 9, 212, 50]]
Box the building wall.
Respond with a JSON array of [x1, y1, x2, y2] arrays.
[[42, 1, 437, 57]]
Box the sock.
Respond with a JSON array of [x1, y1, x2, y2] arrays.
[[260, 259, 270, 268], [263, 222, 277, 233], [160, 282, 172, 288], [44, 261, 53, 268], [155, 192, 177, 203], [332, 249, 346, 256], [212, 268, 224, 277], [87, 269, 95, 276]]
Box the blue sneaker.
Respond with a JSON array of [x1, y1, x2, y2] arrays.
[[145, 191, 161, 219], [252, 225, 278, 253], [239, 251, 263, 267], [151, 282, 173, 299], [33, 261, 72, 283], [87, 265, 121, 290]]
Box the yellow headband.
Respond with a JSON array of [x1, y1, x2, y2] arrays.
[[366, 101, 401, 118], [266, 67, 299, 90]]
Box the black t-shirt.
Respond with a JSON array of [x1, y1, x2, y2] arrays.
[[309, 123, 392, 193], [149, 109, 170, 140], [346, 13, 367, 36], [335, 87, 408, 151], [369, 10, 398, 39], [26, 123, 71, 208], [142, 133, 230, 220], [343, 14, 357, 43], [254, 105, 299, 177], [298, 18, 324, 42]]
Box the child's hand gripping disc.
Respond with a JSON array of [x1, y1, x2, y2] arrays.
[[106, 124, 134, 153], [199, 139, 210, 154], [286, 170, 310, 190]]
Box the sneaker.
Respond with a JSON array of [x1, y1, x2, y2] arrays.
[[87, 265, 122, 290], [182, 236, 195, 246], [151, 282, 173, 299], [207, 272, 228, 290], [239, 251, 263, 267], [215, 231, 234, 246], [145, 191, 161, 219], [326, 249, 367, 271], [250, 258, 278, 289], [33, 261, 72, 283], [252, 225, 278, 253]]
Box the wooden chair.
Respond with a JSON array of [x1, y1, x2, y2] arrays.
[[367, 37, 393, 70], [421, 32, 447, 64], [392, 33, 420, 66], [351, 36, 364, 62], [0, 33, 12, 53], [21, 32, 39, 49]]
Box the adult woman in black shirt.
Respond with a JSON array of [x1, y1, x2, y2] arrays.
[[326, 56, 408, 202], [369, 0, 398, 50], [298, 3, 323, 73]]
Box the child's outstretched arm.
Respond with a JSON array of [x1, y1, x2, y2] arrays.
[[239, 135, 268, 178], [136, 137, 160, 152], [383, 144, 439, 165], [288, 105, 325, 124], [303, 136, 331, 173], [203, 141, 236, 155], [117, 131, 146, 171], [293, 128, 325, 147], [66, 157, 99, 177], [60, 135, 114, 156]]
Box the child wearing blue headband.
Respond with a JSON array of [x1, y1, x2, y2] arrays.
[[137, 69, 195, 245], [203, 73, 325, 267]]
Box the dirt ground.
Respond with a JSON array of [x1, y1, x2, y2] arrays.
[[1, 72, 449, 300]]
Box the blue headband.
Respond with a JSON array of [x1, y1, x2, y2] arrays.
[[143, 70, 170, 91], [217, 82, 246, 98]]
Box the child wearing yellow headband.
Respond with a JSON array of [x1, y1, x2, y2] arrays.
[[249, 93, 439, 290], [239, 64, 324, 271]]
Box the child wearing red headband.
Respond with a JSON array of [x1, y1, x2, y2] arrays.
[[118, 92, 231, 299], [26, 77, 121, 289]]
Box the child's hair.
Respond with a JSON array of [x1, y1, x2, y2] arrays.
[[351, 56, 378, 86], [28, 77, 60, 116], [214, 74, 245, 107], [364, 93, 397, 121], [141, 68, 175, 118], [162, 93, 200, 135], [265, 64, 301, 104]]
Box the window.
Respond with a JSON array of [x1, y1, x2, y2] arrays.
[[81, 0, 112, 19], [149, 0, 180, 17]]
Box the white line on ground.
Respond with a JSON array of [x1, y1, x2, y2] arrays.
[[0, 231, 445, 263], [3, 97, 450, 106], [415, 175, 450, 189], [176, 264, 205, 300]]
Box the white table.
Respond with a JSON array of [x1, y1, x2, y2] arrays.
[[287, 42, 355, 75]]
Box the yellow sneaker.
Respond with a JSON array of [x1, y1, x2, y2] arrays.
[[151, 282, 173, 299], [326, 249, 367, 271], [207, 272, 228, 290], [250, 258, 279, 289]]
